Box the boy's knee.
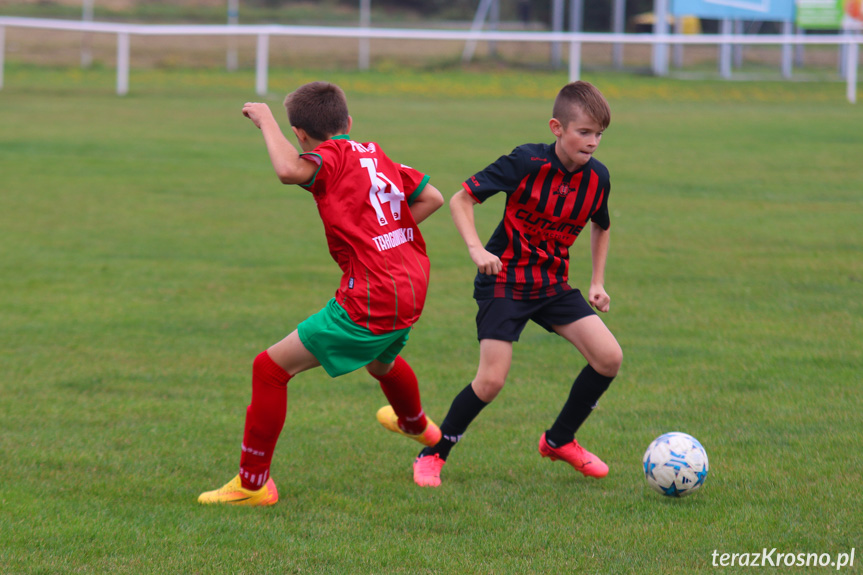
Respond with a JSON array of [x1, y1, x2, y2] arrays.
[[253, 350, 269, 369], [595, 346, 623, 378], [472, 375, 506, 402], [366, 359, 395, 377]]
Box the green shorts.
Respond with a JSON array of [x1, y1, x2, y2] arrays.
[[297, 298, 411, 378]]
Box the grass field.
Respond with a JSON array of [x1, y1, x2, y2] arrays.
[[1, 63, 861, 574]]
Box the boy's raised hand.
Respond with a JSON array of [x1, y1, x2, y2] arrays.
[[242, 102, 275, 129]]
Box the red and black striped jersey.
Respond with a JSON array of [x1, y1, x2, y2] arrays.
[[300, 135, 431, 334], [463, 142, 610, 301]]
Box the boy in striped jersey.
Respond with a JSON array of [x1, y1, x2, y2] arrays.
[[199, 82, 444, 506], [411, 81, 623, 487]]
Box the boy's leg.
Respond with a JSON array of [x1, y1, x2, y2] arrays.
[[537, 316, 622, 478], [544, 364, 614, 446], [420, 339, 512, 461], [266, 328, 323, 375], [199, 330, 318, 505], [198, 347, 292, 504], [368, 356, 430, 435], [547, 315, 622, 443], [236, 350, 291, 491], [235, 330, 320, 489], [414, 299, 526, 486]]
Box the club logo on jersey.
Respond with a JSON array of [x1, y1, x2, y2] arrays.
[[554, 183, 572, 197], [348, 277, 355, 289]]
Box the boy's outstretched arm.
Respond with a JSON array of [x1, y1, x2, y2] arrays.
[[242, 102, 317, 186], [450, 189, 502, 276], [589, 221, 611, 312], [408, 183, 444, 225]]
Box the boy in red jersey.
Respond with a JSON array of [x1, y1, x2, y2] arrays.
[[411, 81, 623, 487], [199, 82, 444, 505]]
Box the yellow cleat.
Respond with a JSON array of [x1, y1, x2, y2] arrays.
[[376, 405, 442, 447], [197, 475, 279, 506]]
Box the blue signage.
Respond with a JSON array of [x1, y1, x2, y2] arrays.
[[671, 0, 796, 20]]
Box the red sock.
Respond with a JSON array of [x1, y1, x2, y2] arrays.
[[239, 350, 291, 490], [371, 356, 428, 435]]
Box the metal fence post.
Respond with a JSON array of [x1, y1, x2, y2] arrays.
[[568, 37, 581, 82], [612, 0, 625, 68], [116, 31, 129, 96], [227, 0, 239, 71], [719, 19, 732, 79], [0, 26, 5, 91], [652, 0, 669, 76], [255, 33, 269, 96], [359, 0, 370, 70], [781, 20, 793, 79], [847, 36, 859, 104]]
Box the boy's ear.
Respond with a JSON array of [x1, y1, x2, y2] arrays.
[[292, 125, 309, 143], [346, 115, 353, 134], [549, 117, 563, 138]]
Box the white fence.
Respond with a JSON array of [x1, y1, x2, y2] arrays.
[[0, 16, 859, 103]]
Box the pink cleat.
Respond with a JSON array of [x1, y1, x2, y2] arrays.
[[413, 453, 445, 487], [538, 432, 609, 478]]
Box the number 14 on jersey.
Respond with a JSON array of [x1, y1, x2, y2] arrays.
[[360, 157, 405, 227]]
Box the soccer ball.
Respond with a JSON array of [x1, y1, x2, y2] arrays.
[[642, 432, 708, 497]]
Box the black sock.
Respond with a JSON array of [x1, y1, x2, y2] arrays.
[[419, 383, 488, 461], [545, 365, 614, 447]]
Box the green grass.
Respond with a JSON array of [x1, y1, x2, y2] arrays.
[[1, 64, 861, 574]]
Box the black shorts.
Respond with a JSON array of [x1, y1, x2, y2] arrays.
[[475, 289, 596, 342]]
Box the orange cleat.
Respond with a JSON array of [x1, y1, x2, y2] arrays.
[[376, 405, 442, 448]]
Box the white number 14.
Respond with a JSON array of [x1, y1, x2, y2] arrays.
[[360, 157, 404, 226]]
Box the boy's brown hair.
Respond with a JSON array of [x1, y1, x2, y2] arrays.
[[552, 81, 611, 131], [284, 81, 350, 141]]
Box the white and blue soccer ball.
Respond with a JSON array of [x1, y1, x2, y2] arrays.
[[643, 432, 708, 497]]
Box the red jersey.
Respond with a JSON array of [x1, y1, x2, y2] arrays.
[[300, 135, 431, 334]]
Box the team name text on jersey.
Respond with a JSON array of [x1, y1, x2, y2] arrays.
[[372, 226, 415, 252]]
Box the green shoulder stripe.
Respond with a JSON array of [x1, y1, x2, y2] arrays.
[[299, 152, 324, 188], [407, 174, 431, 206]]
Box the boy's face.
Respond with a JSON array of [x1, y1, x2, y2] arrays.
[[549, 107, 603, 171]]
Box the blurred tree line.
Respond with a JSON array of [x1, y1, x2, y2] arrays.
[[246, 0, 655, 31]]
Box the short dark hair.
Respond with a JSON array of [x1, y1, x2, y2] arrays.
[[553, 81, 611, 130], [284, 82, 350, 141]]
